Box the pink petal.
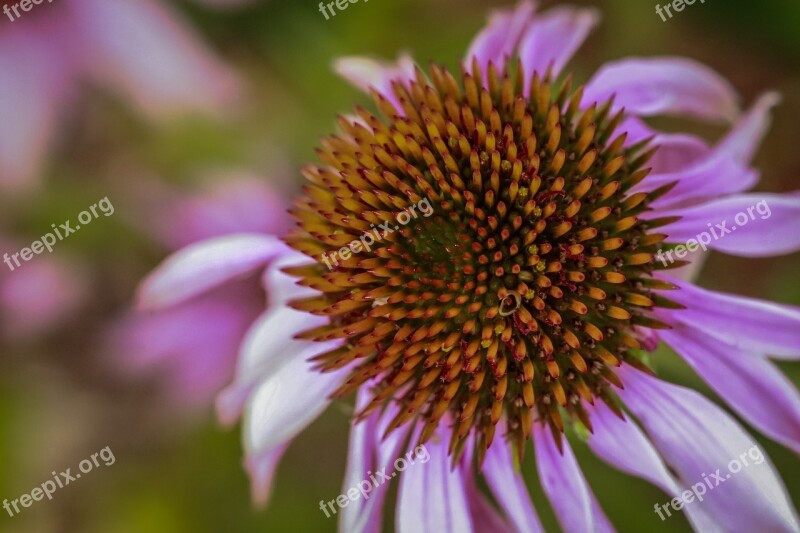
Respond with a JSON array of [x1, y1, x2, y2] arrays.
[[659, 325, 800, 453], [716, 92, 780, 165], [334, 55, 416, 112], [465, 481, 512, 532], [396, 425, 473, 533], [642, 149, 758, 209], [463, 0, 536, 79], [73, 0, 240, 118], [658, 192, 800, 257], [587, 402, 723, 532], [618, 368, 800, 532], [482, 437, 545, 533], [660, 278, 800, 360], [0, 27, 69, 193], [639, 94, 779, 209], [533, 424, 614, 533], [111, 287, 258, 408], [583, 57, 739, 122], [137, 234, 285, 310], [519, 6, 599, 85]]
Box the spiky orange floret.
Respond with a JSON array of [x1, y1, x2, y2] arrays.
[[285, 59, 681, 462]]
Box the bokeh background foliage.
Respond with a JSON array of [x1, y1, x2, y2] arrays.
[[1, 0, 798, 531]]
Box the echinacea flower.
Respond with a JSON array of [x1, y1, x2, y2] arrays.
[[0, 0, 240, 194], [139, 1, 800, 530]]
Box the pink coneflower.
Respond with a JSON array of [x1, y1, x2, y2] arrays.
[[139, 1, 800, 530], [0, 0, 240, 194]]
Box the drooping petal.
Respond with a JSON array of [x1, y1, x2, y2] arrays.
[[659, 277, 800, 359], [482, 437, 545, 533], [639, 94, 780, 208], [583, 57, 739, 122], [350, 401, 413, 532], [396, 425, 474, 533], [463, 0, 536, 79], [716, 92, 780, 165], [586, 402, 722, 533], [339, 389, 382, 533], [72, 0, 240, 118], [659, 326, 800, 453], [533, 424, 614, 533], [244, 443, 289, 507], [518, 6, 599, 84], [334, 54, 416, 111], [658, 193, 800, 257], [617, 368, 800, 532], [137, 234, 285, 310], [243, 351, 347, 459]]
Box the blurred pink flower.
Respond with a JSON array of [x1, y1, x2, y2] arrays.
[[0, 235, 88, 341], [109, 174, 290, 409], [0, 0, 241, 194], [139, 1, 800, 531]]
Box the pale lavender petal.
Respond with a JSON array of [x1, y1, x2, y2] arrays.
[[519, 6, 599, 84], [716, 92, 781, 165], [660, 278, 800, 360], [244, 352, 347, 456], [463, 0, 536, 79], [483, 437, 544, 533], [659, 326, 800, 453], [348, 400, 411, 533], [245, 443, 289, 507], [583, 57, 739, 122], [533, 424, 614, 533], [334, 54, 416, 111], [73, 0, 240, 118], [587, 402, 721, 532], [396, 425, 473, 533], [217, 248, 332, 424], [618, 368, 800, 532], [340, 388, 381, 533], [658, 193, 800, 257], [137, 234, 285, 310]]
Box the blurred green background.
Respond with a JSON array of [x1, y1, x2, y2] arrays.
[[1, 0, 798, 531]]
